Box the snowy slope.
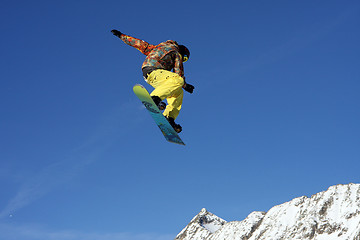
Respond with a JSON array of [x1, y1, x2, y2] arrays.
[[176, 183, 360, 240]]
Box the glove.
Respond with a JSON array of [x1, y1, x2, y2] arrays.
[[183, 83, 195, 94], [111, 29, 122, 38]]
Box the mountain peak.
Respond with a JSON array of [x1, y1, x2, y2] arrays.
[[176, 183, 360, 240], [175, 208, 226, 240]]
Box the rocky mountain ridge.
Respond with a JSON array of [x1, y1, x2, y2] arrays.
[[176, 183, 360, 240]]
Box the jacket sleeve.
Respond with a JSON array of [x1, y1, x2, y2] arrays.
[[173, 52, 185, 80], [119, 34, 155, 56]]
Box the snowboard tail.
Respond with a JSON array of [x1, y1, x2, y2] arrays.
[[133, 84, 185, 145]]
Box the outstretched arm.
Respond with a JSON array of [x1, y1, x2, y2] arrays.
[[111, 30, 155, 56]]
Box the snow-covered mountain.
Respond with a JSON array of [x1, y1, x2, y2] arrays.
[[176, 183, 360, 240]]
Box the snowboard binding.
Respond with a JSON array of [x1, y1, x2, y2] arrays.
[[166, 117, 182, 133], [151, 96, 166, 111]]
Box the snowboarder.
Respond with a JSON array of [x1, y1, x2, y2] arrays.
[[111, 30, 194, 133]]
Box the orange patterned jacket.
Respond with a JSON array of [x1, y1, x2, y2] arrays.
[[120, 34, 185, 79]]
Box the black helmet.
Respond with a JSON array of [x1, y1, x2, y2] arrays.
[[179, 45, 190, 62]]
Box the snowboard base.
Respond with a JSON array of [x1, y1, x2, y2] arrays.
[[133, 84, 185, 145]]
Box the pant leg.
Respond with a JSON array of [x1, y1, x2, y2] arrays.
[[147, 69, 184, 119], [163, 90, 183, 119]]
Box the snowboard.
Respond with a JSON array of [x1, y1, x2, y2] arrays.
[[133, 84, 185, 145]]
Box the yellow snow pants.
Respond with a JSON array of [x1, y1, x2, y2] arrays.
[[146, 69, 184, 120]]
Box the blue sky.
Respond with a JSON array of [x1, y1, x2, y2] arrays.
[[1, 0, 359, 239]]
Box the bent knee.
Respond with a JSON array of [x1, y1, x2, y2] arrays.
[[175, 76, 185, 87]]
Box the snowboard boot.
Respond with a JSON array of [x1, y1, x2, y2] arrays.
[[151, 96, 166, 110], [166, 117, 182, 133]]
